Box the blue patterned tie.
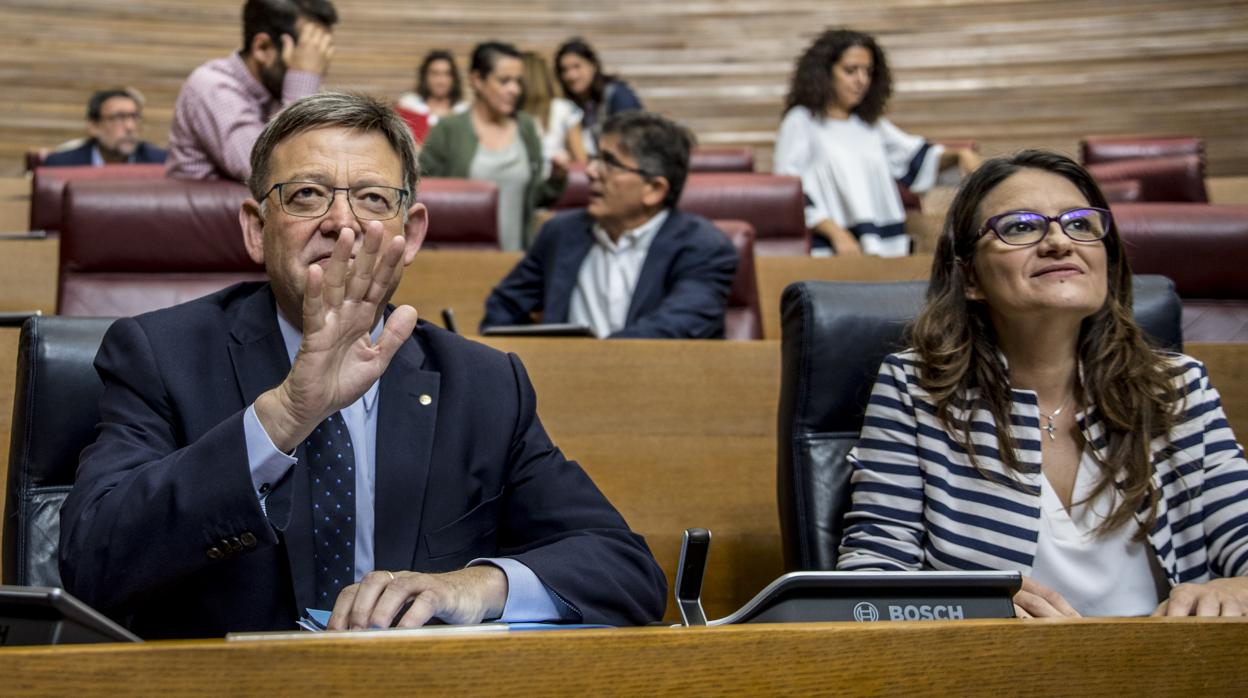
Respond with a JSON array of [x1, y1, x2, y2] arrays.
[[304, 411, 356, 607]]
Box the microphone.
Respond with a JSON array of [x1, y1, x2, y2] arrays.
[[440, 308, 459, 335], [675, 528, 711, 626]]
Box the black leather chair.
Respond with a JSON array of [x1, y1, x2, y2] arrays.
[[776, 276, 1182, 572], [4, 316, 114, 586]]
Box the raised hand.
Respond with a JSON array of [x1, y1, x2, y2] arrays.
[[281, 19, 334, 76], [256, 221, 417, 452]]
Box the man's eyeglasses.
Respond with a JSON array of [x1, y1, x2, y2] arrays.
[[97, 112, 142, 125], [978, 207, 1112, 247], [588, 151, 652, 178], [263, 181, 409, 221]]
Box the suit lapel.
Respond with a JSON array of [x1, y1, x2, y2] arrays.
[[373, 327, 440, 572], [544, 217, 595, 323], [226, 286, 318, 614], [627, 210, 682, 323]]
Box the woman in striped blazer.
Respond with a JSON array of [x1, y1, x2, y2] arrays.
[[837, 150, 1248, 617]]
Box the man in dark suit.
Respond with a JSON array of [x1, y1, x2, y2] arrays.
[[481, 112, 737, 338], [43, 88, 167, 167], [58, 92, 666, 638]]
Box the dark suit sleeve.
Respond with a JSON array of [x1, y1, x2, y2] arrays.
[[612, 222, 739, 339], [480, 222, 558, 330], [58, 317, 278, 613], [495, 354, 667, 625], [41, 143, 94, 167]]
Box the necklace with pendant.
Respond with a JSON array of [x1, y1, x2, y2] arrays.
[[1038, 397, 1071, 441]]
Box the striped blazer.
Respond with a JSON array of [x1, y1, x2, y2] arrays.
[[836, 350, 1248, 588]]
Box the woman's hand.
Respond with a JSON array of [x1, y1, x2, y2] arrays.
[[957, 148, 982, 175], [1013, 576, 1081, 618], [813, 220, 862, 257], [1152, 578, 1248, 617], [548, 153, 569, 183]]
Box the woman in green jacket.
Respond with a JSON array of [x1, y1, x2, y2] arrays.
[[420, 41, 567, 251]]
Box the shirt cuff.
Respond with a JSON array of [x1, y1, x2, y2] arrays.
[[243, 403, 298, 501], [909, 143, 946, 193], [469, 558, 570, 623], [282, 70, 322, 105]]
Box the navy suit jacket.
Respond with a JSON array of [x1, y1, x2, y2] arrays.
[[59, 283, 666, 638], [42, 139, 167, 167], [481, 209, 738, 338]]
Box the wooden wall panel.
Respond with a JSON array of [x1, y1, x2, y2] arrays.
[[1, 1, 1245, 177]]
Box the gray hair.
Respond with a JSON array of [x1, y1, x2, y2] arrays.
[[247, 91, 420, 203], [601, 111, 695, 208]]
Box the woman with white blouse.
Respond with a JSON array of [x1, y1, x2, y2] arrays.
[[774, 28, 979, 257], [837, 150, 1248, 617]]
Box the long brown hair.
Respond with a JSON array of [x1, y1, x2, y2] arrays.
[[911, 149, 1177, 536], [520, 51, 555, 130]]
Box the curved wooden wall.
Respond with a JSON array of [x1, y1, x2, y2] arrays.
[[1, 0, 1246, 176]]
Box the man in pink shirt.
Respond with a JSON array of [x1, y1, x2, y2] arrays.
[[166, 0, 337, 181]]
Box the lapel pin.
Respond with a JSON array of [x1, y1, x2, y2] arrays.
[[419, 394, 432, 406]]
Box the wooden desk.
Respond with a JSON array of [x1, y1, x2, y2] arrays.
[[0, 235, 57, 316], [392, 250, 522, 336], [755, 255, 933, 340], [482, 338, 783, 622], [0, 619, 1244, 695]]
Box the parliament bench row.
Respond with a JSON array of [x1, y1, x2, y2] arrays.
[[3, 279, 1248, 626]]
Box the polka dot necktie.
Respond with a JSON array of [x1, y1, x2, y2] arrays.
[[304, 411, 356, 607]]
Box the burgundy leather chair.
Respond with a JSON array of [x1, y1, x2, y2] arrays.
[[55, 176, 502, 316], [1082, 136, 1204, 165], [1088, 155, 1208, 204], [713, 219, 762, 340], [58, 178, 263, 316], [680, 173, 808, 256], [1081, 136, 1208, 203], [1114, 202, 1248, 341], [689, 147, 755, 173], [30, 163, 166, 233], [416, 178, 499, 250]]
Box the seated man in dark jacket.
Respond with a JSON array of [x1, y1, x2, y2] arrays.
[[481, 111, 738, 338], [58, 92, 666, 638], [43, 88, 167, 166]]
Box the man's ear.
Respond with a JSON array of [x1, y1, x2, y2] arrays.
[[401, 202, 429, 265], [642, 176, 670, 209], [249, 31, 279, 67], [240, 199, 267, 265]]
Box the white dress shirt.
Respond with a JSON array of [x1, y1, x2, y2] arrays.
[[568, 209, 669, 338]]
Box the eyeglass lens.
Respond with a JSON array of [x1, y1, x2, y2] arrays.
[[278, 183, 403, 220], [993, 209, 1108, 245]]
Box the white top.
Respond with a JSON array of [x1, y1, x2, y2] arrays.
[[395, 92, 468, 129], [568, 210, 669, 338], [531, 98, 583, 177], [1031, 451, 1168, 616], [773, 107, 943, 257]]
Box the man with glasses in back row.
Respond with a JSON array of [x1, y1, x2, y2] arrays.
[[59, 92, 666, 638], [43, 88, 167, 167], [481, 111, 739, 338]]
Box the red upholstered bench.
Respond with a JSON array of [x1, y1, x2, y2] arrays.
[[30, 163, 166, 233], [55, 176, 501, 316], [1114, 202, 1248, 341], [713, 219, 762, 340], [1082, 136, 1207, 204]]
